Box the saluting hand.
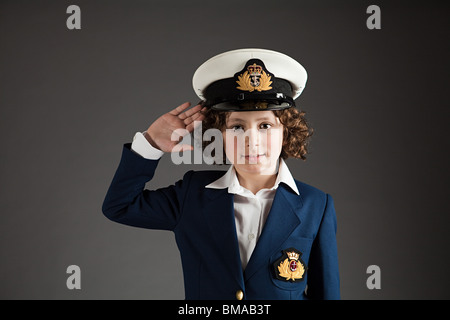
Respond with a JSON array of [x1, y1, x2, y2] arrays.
[[144, 102, 206, 153]]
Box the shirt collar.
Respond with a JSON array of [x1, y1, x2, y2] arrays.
[[205, 158, 299, 195]]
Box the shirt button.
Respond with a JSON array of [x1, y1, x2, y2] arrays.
[[248, 233, 255, 241], [236, 290, 244, 300]]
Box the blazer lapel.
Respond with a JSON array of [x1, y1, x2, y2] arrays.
[[203, 188, 244, 288], [244, 183, 303, 281]]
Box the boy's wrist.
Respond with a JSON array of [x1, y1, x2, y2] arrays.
[[143, 131, 157, 148]]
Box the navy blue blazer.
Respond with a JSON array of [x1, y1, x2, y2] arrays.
[[102, 144, 340, 300]]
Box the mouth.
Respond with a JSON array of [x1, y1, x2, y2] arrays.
[[242, 153, 266, 163]]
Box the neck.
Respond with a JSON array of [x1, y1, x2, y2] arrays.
[[234, 161, 280, 194]]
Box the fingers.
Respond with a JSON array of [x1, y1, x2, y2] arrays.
[[168, 101, 206, 134], [178, 103, 203, 120], [183, 106, 205, 123], [169, 101, 203, 118], [169, 102, 191, 116], [167, 103, 207, 153], [185, 108, 206, 132]]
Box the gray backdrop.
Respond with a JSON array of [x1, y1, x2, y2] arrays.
[[1, 0, 449, 299]]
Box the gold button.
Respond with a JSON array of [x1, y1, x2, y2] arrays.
[[236, 290, 244, 300]]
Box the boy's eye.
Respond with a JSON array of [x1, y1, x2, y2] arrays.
[[259, 123, 272, 130], [231, 125, 244, 132]]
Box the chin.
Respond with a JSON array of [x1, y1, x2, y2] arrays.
[[235, 156, 277, 174]]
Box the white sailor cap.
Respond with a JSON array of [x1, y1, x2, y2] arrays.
[[192, 48, 307, 111]]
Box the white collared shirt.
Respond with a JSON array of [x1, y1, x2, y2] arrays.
[[205, 158, 299, 270], [131, 132, 299, 270]]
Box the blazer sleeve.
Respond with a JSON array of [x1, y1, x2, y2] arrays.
[[102, 143, 193, 231], [307, 193, 340, 300]]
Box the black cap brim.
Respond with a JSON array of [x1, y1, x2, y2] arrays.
[[208, 93, 295, 111]]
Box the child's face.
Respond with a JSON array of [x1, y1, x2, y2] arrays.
[[222, 110, 283, 175]]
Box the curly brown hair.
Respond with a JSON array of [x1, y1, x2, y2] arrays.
[[200, 107, 313, 164]]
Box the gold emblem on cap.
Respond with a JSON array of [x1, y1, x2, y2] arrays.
[[276, 250, 305, 281], [236, 63, 272, 92]]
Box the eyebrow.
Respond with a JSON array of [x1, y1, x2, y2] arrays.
[[227, 117, 274, 123]]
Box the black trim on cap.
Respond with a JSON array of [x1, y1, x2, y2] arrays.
[[202, 58, 295, 111]]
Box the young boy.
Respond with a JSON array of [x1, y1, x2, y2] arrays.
[[102, 48, 340, 300]]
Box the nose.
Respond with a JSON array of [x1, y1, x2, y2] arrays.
[[246, 128, 260, 148]]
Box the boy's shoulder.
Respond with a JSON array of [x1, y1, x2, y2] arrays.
[[183, 169, 227, 185], [293, 178, 329, 202]]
